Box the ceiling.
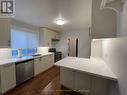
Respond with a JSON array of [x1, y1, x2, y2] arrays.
[[14, 0, 92, 31]]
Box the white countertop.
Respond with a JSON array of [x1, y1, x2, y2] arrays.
[[55, 57, 117, 81], [0, 53, 54, 66]]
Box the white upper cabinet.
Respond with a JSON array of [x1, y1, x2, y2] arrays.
[[39, 28, 60, 47], [100, 0, 123, 13], [92, 0, 117, 38], [0, 18, 11, 48]]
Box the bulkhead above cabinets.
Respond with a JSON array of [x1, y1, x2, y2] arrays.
[[100, 0, 124, 13]]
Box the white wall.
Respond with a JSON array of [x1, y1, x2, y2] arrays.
[[117, 0, 127, 37], [55, 29, 91, 58], [37, 47, 49, 54], [91, 38, 127, 95], [102, 38, 127, 95]]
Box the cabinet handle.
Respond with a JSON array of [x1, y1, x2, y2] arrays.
[[89, 27, 92, 37]]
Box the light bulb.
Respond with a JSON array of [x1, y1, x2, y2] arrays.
[[56, 19, 65, 25]]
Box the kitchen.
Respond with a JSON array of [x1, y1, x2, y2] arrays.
[[0, 0, 127, 95]]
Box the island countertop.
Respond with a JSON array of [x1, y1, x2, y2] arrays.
[[55, 57, 117, 81]]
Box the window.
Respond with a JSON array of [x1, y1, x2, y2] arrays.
[[11, 28, 38, 49], [11, 29, 28, 49], [11, 28, 38, 57]]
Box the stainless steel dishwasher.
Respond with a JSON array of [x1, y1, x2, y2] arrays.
[[15, 59, 34, 85]]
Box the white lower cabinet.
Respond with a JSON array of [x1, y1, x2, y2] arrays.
[[60, 68, 109, 95], [45, 54, 54, 69], [91, 76, 108, 95], [34, 54, 54, 76], [60, 68, 75, 89], [75, 71, 91, 95], [0, 64, 16, 93], [34, 57, 42, 75]]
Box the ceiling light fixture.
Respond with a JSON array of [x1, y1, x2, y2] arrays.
[[56, 19, 65, 25]]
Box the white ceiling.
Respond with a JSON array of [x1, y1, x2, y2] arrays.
[[14, 0, 92, 31]]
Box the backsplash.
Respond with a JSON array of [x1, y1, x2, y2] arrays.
[[91, 39, 103, 58], [37, 47, 49, 54], [0, 47, 49, 60], [0, 48, 12, 60], [12, 48, 37, 58]]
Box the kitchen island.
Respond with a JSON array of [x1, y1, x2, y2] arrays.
[[55, 57, 117, 95]]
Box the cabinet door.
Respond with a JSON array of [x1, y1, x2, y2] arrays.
[[60, 68, 75, 89], [40, 57, 48, 72], [91, 76, 108, 95], [41, 55, 51, 71], [34, 55, 54, 76], [75, 71, 91, 95], [44, 31, 51, 47], [39, 28, 59, 47], [39, 31, 45, 46], [43, 29, 52, 47], [49, 55, 54, 67], [34, 57, 47, 76], [39, 28, 51, 47], [41, 56, 48, 71], [34, 58, 42, 76], [0, 18, 11, 48], [1, 64, 16, 93], [46, 55, 54, 69]]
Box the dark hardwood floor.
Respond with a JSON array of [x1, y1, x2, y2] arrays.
[[5, 66, 81, 95]]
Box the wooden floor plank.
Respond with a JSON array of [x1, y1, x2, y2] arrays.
[[4, 66, 81, 95]]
